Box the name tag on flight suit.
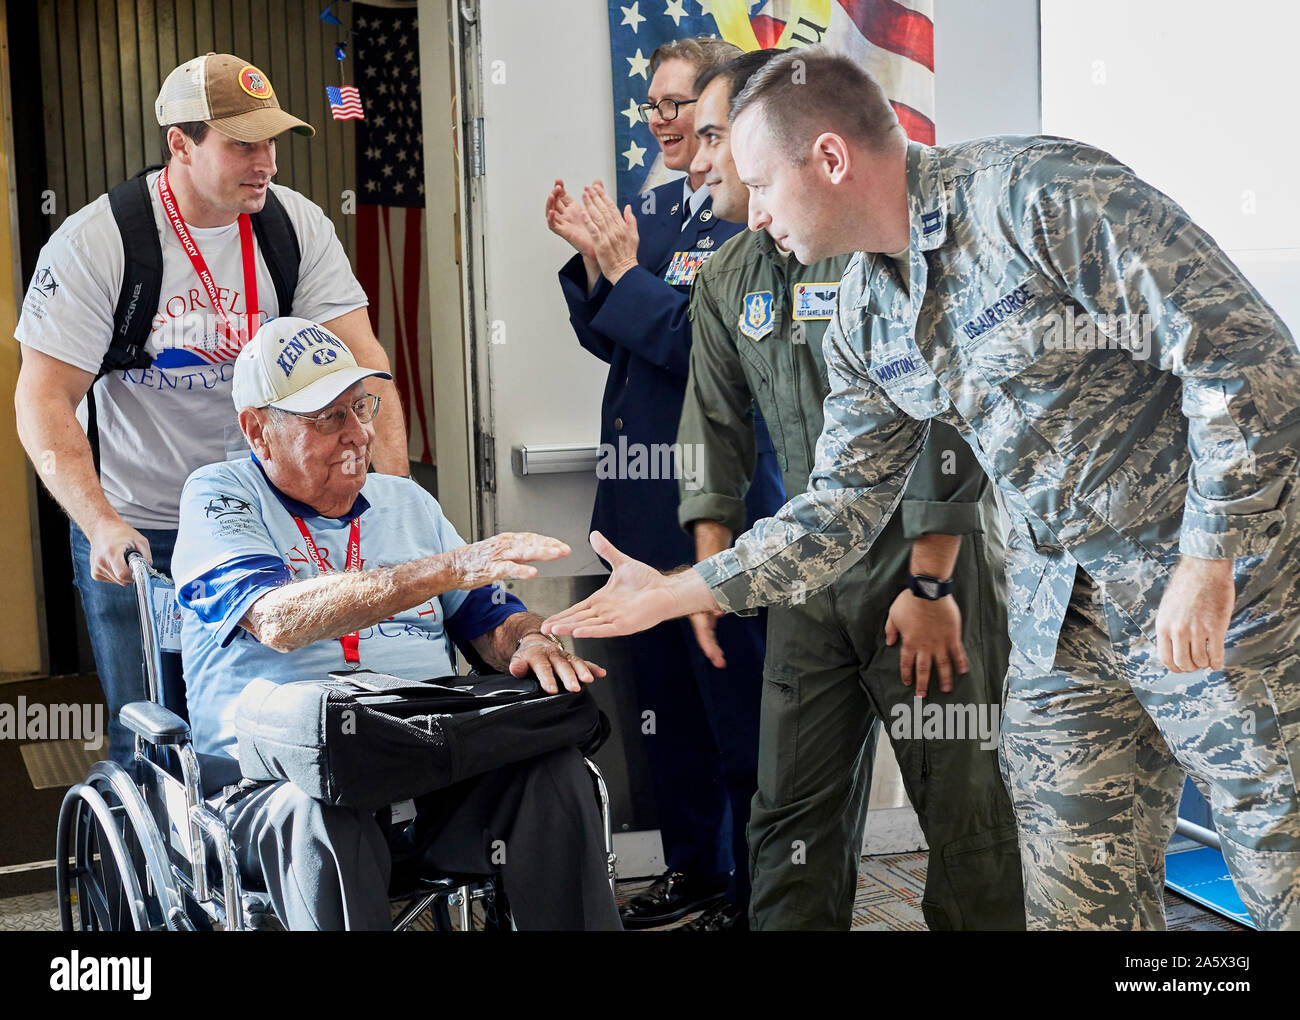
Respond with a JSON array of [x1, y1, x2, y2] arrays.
[[664, 249, 715, 287], [792, 282, 839, 321]]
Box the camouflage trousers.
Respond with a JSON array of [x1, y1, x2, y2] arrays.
[[1000, 569, 1300, 930]]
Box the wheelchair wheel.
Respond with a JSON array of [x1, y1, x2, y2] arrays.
[[56, 762, 190, 931], [480, 881, 514, 932]]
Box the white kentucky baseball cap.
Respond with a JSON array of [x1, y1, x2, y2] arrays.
[[232, 317, 391, 413]]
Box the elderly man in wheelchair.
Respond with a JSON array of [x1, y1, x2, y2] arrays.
[[58, 316, 622, 931]]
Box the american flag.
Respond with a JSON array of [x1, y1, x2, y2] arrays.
[[327, 85, 365, 121], [351, 3, 435, 465], [607, 0, 935, 207]]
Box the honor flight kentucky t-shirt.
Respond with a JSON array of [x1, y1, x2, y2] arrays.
[[15, 170, 367, 529]]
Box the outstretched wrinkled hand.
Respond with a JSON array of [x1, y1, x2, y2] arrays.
[[543, 532, 715, 639], [447, 532, 571, 589]]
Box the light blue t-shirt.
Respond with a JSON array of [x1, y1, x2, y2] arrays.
[[173, 457, 524, 759]]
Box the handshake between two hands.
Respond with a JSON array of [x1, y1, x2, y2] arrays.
[[463, 528, 710, 642], [454, 528, 701, 698], [482, 530, 1239, 685]]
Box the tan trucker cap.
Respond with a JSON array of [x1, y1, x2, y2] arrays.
[[155, 53, 315, 141]]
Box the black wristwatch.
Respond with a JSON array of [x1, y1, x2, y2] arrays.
[[907, 574, 954, 600]]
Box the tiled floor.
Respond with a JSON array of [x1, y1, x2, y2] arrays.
[[0, 676, 1243, 933], [6, 853, 1245, 931], [0, 891, 60, 932], [0, 674, 106, 899]]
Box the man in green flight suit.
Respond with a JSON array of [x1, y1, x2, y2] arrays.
[[674, 50, 1025, 931]]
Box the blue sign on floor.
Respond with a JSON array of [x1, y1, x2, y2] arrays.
[[1165, 846, 1255, 929]]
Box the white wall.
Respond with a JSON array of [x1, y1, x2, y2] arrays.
[[476, 0, 616, 574], [1040, 0, 1300, 335], [935, 0, 1041, 142]]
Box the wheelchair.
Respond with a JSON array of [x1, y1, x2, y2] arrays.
[[55, 552, 617, 931]]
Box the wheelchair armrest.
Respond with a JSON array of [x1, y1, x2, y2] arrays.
[[120, 700, 191, 745]]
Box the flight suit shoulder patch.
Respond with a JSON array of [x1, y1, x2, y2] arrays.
[[738, 290, 775, 341]]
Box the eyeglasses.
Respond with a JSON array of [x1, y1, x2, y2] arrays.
[[281, 394, 381, 435], [637, 98, 697, 123]]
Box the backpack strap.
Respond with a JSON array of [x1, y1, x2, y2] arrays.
[[86, 387, 101, 477], [102, 166, 165, 377], [249, 187, 300, 319], [93, 166, 165, 473]]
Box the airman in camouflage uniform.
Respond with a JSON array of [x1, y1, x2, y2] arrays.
[[689, 134, 1300, 930], [546, 51, 1300, 930], [678, 230, 1024, 930]]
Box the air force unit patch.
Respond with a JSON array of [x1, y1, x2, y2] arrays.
[[792, 282, 839, 321], [739, 290, 774, 341]]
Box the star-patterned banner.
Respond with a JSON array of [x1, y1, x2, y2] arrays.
[[607, 0, 935, 209], [351, 2, 436, 465], [355, 5, 424, 208]]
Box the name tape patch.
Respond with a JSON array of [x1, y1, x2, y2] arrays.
[[792, 282, 839, 321], [961, 284, 1035, 340], [871, 354, 921, 385]]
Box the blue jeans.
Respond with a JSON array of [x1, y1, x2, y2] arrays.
[[69, 522, 177, 768]]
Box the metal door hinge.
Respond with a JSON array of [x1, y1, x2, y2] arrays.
[[469, 118, 485, 178], [476, 429, 496, 492]]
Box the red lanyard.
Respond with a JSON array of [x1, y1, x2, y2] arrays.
[[291, 515, 362, 665], [156, 167, 260, 355]]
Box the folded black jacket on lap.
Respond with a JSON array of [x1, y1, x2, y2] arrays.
[[233, 670, 609, 811]]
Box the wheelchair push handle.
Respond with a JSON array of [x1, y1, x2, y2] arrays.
[[126, 547, 173, 706], [126, 548, 153, 594]]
